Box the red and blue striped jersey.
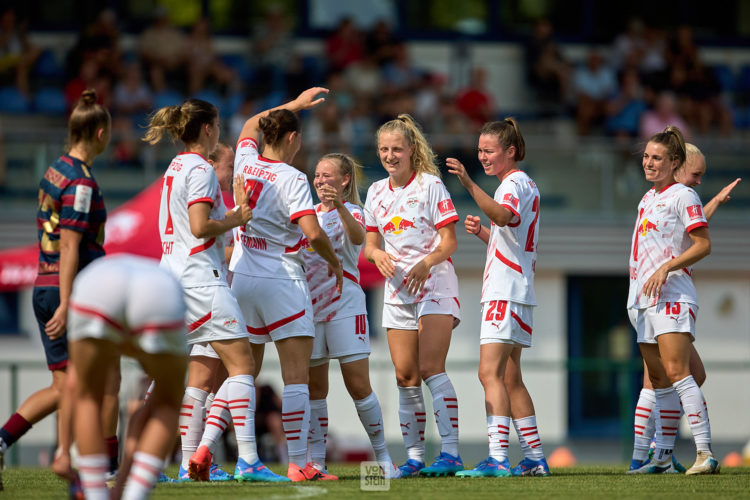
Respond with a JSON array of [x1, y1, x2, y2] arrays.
[[35, 154, 107, 287]]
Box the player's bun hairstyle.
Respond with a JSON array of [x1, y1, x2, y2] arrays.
[[377, 113, 440, 178], [143, 98, 218, 145], [674, 143, 704, 179], [258, 109, 300, 149], [67, 89, 111, 150], [320, 153, 363, 206], [648, 125, 687, 169], [479, 118, 526, 162]]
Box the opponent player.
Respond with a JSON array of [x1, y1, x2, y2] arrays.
[[304, 153, 401, 479], [143, 99, 285, 483], [447, 118, 550, 478], [0, 89, 117, 491], [628, 144, 741, 472], [627, 126, 717, 475], [65, 254, 188, 500], [363, 114, 463, 477], [202, 87, 343, 482]]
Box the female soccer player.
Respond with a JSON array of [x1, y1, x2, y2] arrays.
[[304, 153, 400, 479], [225, 87, 344, 482], [364, 114, 462, 478], [0, 89, 116, 491], [447, 118, 549, 477], [627, 126, 717, 475], [66, 254, 188, 500], [628, 143, 740, 472], [143, 99, 285, 483]]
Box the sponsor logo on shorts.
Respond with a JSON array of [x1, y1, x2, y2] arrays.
[[223, 318, 239, 329]]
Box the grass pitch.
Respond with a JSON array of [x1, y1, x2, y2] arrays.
[[3, 464, 750, 499]]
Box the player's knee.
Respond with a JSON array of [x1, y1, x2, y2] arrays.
[[395, 371, 420, 387], [662, 361, 690, 384], [477, 368, 503, 389]]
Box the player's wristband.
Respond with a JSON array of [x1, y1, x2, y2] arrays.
[[473, 225, 481, 235]]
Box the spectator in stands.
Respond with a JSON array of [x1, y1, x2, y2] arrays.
[[610, 17, 648, 73], [250, 4, 294, 95], [113, 61, 152, 123], [185, 17, 237, 96], [64, 57, 112, 113], [138, 6, 186, 93], [0, 7, 41, 97], [382, 42, 422, 94], [344, 54, 382, 102], [638, 90, 692, 140], [365, 19, 400, 67], [325, 17, 364, 73], [573, 49, 618, 135], [604, 66, 648, 146], [305, 100, 354, 158], [523, 18, 571, 111], [455, 67, 496, 130]]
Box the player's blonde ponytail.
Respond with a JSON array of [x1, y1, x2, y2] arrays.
[[143, 99, 217, 145], [377, 113, 440, 179]]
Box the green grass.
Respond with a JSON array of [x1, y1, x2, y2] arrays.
[[3, 464, 750, 499]]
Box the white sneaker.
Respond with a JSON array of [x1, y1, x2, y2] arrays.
[[686, 451, 720, 475]]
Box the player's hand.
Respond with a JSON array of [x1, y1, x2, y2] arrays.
[[230, 181, 253, 226], [406, 259, 431, 296], [232, 174, 247, 207], [371, 249, 397, 279], [464, 214, 482, 236], [642, 264, 669, 299], [317, 183, 343, 208], [295, 87, 329, 110], [327, 262, 344, 293], [715, 177, 741, 205], [45, 304, 68, 340], [446, 157, 473, 188], [51, 447, 77, 483]]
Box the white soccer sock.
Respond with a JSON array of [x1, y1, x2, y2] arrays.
[[308, 399, 328, 465], [77, 454, 109, 500], [513, 415, 544, 460], [179, 387, 208, 470], [199, 382, 230, 454], [397, 386, 426, 462], [653, 386, 681, 463], [282, 384, 310, 468], [632, 388, 656, 461], [122, 451, 162, 500], [487, 416, 511, 462], [425, 373, 459, 457], [228, 375, 258, 464], [673, 375, 712, 453], [354, 392, 391, 464]]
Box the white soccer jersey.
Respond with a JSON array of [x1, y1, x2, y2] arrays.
[[229, 137, 315, 280], [627, 183, 708, 309], [159, 152, 227, 288], [302, 202, 367, 322], [482, 170, 540, 305], [363, 172, 459, 304]]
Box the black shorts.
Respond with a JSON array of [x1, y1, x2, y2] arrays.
[[32, 287, 69, 371]]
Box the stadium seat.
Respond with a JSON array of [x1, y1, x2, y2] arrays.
[[153, 89, 184, 108], [33, 49, 65, 81], [711, 64, 736, 93], [221, 53, 253, 81], [737, 64, 750, 96], [0, 86, 31, 114], [191, 89, 224, 109], [223, 92, 244, 118], [34, 87, 67, 115]]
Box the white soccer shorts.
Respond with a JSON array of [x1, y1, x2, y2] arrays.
[[630, 302, 697, 344], [381, 297, 461, 331], [479, 300, 534, 347], [310, 314, 370, 366], [183, 285, 248, 344]]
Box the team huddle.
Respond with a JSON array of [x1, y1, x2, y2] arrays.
[[0, 85, 740, 499]]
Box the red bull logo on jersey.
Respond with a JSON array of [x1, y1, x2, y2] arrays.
[[382, 216, 416, 235], [639, 218, 659, 236]]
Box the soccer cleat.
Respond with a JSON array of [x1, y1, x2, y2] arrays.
[[419, 452, 464, 477], [511, 457, 550, 477], [188, 445, 212, 481], [397, 458, 425, 477], [627, 459, 648, 473], [69, 474, 85, 500], [309, 462, 338, 480], [628, 458, 678, 474], [234, 457, 290, 482], [176, 466, 192, 482], [672, 455, 687, 474], [209, 463, 233, 481], [287, 462, 325, 482], [685, 451, 720, 475], [157, 472, 173, 483], [382, 462, 403, 479], [456, 457, 511, 478]]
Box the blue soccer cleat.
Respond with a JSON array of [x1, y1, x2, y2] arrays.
[[511, 457, 550, 476], [672, 455, 687, 474], [234, 457, 291, 482], [456, 457, 511, 478], [627, 458, 648, 473], [627, 458, 678, 474], [157, 472, 173, 483], [397, 458, 425, 478], [209, 463, 233, 481], [419, 452, 464, 477], [176, 466, 192, 482]]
